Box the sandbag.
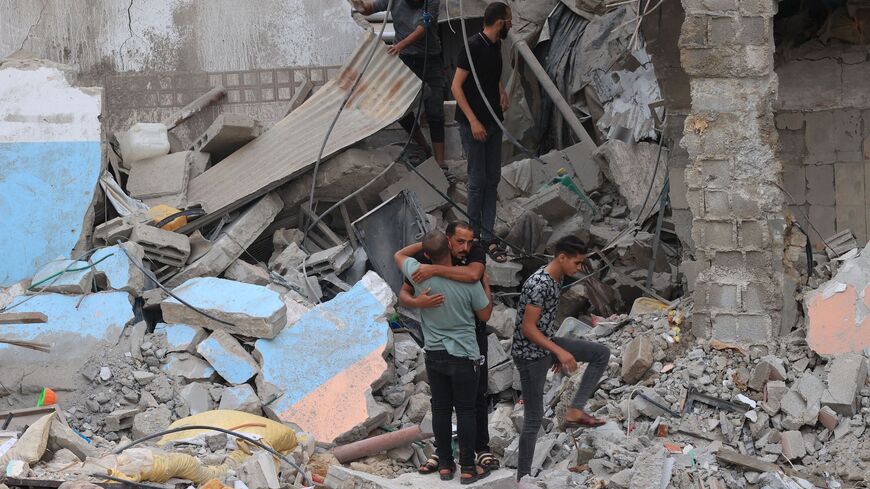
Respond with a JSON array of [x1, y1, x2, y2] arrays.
[[157, 410, 297, 454]]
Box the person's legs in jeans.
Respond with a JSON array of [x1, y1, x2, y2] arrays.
[[474, 326, 490, 455], [397, 56, 433, 154], [479, 125, 502, 242], [461, 123, 488, 239], [426, 353, 456, 470], [516, 356, 551, 480], [449, 356, 480, 470], [420, 56, 446, 166], [553, 337, 610, 414]]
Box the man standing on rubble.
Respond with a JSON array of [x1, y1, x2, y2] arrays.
[[394, 221, 501, 474], [394, 230, 494, 483], [352, 0, 450, 172], [512, 235, 610, 482], [451, 1, 512, 262]]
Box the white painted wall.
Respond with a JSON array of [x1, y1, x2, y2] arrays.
[[0, 0, 362, 73]]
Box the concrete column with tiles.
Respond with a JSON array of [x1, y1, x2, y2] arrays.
[[679, 0, 785, 343]]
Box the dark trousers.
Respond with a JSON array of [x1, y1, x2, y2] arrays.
[[398, 54, 446, 144], [475, 326, 490, 453], [425, 349, 480, 468], [459, 122, 502, 241], [515, 337, 610, 479]]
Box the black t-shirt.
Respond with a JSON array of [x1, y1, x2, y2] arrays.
[[404, 242, 488, 329], [455, 32, 503, 127]]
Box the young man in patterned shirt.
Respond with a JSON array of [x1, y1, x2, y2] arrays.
[[511, 235, 610, 481]]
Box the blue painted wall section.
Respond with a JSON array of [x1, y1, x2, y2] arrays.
[[0, 141, 102, 286], [255, 278, 390, 415]]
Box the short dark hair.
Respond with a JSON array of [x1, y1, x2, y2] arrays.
[[422, 231, 451, 261], [483, 2, 510, 26], [446, 221, 474, 237], [554, 236, 587, 258]]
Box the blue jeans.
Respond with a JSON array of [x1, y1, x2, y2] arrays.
[[459, 122, 502, 242]]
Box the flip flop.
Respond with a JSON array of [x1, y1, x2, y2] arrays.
[[487, 241, 509, 263]]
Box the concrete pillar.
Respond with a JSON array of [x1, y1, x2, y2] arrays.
[[678, 0, 785, 344]]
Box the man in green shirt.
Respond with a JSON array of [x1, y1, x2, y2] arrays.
[[394, 230, 493, 483]]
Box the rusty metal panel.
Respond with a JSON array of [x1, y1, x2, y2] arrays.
[[184, 31, 421, 227]]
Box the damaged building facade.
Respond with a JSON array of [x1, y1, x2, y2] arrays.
[[1, 0, 869, 488]]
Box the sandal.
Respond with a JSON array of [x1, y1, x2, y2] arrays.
[[476, 451, 500, 471], [441, 166, 458, 185], [439, 462, 457, 481], [486, 241, 509, 263], [460, 464, 491, 485], [418, 454, 439, 475]]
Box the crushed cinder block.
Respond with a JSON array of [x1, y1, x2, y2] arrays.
[[167, 193, 283, 287], [306, 242, 355, 275], [162, 277, 287, 339], [821, 353, 867, 416], [380, 157, 449, 212], [126, 151, 191, 208], [197, 330, 260, 385], [129, 224, 191, 268], [93, 216, 136, 246], [190, 113, 263, 162], [224, 260, 271, 285], [179, 382, 212, 416], [91, 242, 147, 294], [486, 257, 522, 287], [104, 407, 140, 432], [269, 243, 308, 275], [219, 384, 262, 414], [621, 336, 653, 384], [153, 322, 208, 353], [31, 259, 93, 294], [521, 184, 582, 222], [780, 430, 806, 460], [161, 352, 216, 381]]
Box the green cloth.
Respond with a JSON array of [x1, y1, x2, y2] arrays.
[[402, 257, 489, 359]]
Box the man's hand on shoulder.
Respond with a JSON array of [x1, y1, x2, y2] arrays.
[[416, 288, 445, 308], [411, 264, 436, 283]]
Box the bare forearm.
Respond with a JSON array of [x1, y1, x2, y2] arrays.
[[399, 288, 421, 308], [397, 242, 423, 258], [397, 25, 425, 49], [428, 264, 481, 283]]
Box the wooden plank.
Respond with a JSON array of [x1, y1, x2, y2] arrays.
[[284, 79, 314, 117], [0, 312, 48, 324], [716, 449, 828, 488], [0, 406, 68, 431]]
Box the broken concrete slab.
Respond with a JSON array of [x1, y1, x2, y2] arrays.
[[218, 384, 262, 414], [47, 416, 97, 461], [91, 242, 147, 295], [748, 355, 787, 391], [254, 272, 395, 442], [269, 243, 308, 275], [380, 157, 449, 212], [129, 224, 191, 268], [818, 405, 839, 431], [489, 304, 516, 339], [0, 61, 103, 287], [153, 322, 208, 353], [486, 258, 522, 287], [628, 445, 667, 489], [820, 353, 867, 416], [805, 241, 870, 354], [780, 430, 806, 460], [162, 277, 287, 339], [593, 139, 667, 217], [621, 336, 653, 384], [126, 151, 191, 209], [179, 382, 212, 416], [196, 330, 260, 385], [161, 352, 216, 381], [488, 361, 516, 394], [0, 292, 133, 393], [190, 113, 263, 163], [224, 260, 270, 285], [305, 242, 355, 276], [521, 184, 582, 222], [30, 259, 93, 294], [132, 406, 172, 439], [324, 465, 516, 488], [104, 408, 140, 432], [167, 193, 283, 287]]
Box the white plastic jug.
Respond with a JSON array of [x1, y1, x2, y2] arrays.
[[118, 122, 170, 168]]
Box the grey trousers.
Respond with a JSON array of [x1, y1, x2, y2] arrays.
[[514, 337, 610, 479], [459, 122, 502, 242]]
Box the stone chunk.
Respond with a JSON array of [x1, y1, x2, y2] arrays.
[[488, 360, 516, 394], [621, 336, 653, 384], [380, 157, 449, 212], [224, 260, 271, 285], [306, 242, 355, 276], [488, 304, 516, 339], [818, 405, 839, 431], [93, 216, 135, 246], [162, 277, 287, 339], [31, 259, 93, 294], [486, 257, 522, 287], [162, 352, 215, 381], [594, 140, 667, 217], [127, 151, 191, 208], [153, 322, 208, 353], [104, 407, 140, 432], [629, 445, 667, 489], [522, 184, 581, 222], [780, 430, 806, 460], [269, 243, 308, 275], [821, 353, 867, 416], [129, 224, 190, 268], [765, 380, 788, 412], [748, 355, 787, 391], [190, 113, 263, 162], [132, 406, 172, 439], [48, 417, 98, 461], [218, 384, 262, 414], [179, 382, 212, 415], [91, 242, 147, 294], [197, 330, 260, 385]]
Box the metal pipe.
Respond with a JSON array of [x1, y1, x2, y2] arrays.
[[508, 33, 597, 152], [332, 425, 431, 463]]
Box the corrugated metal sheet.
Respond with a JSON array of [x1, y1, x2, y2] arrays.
[[184, 31, 421, 226]]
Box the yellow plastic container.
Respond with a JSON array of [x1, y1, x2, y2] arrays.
[[147, 204, 187, 231]]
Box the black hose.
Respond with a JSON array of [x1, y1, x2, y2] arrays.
[[111, 424, 311, 487]]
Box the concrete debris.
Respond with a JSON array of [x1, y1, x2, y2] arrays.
[[162, 352, 216, 381], [132, 406, 173, 439], [162, 277, 287, 339], [130, 224, 191, 268], [485, 258, 522, 287], [179, 382, 213, 416], [621, 335, 653, 384], [225, 260, 271, 285], [521, 184, 582, 222], [104, 407, 139, 432], [820, 353, 867, 416], [196, 330, 260, 385], [305, 242, 355, 276], [190, 113, 263, 162], [593, 140, 667, 218], [126, 151, 191, 208], [380, 158, 449, 212], [219, 384, 262, 414], [153, 322, 208, 353]]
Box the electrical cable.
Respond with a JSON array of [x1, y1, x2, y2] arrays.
[[0, 247, 102, 313], [307, 0, 395, 223], [111, 424, 311, 487], [113, 241, 235, 327], [26, 253, 115, 290], [635, 110, 668, 220]]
